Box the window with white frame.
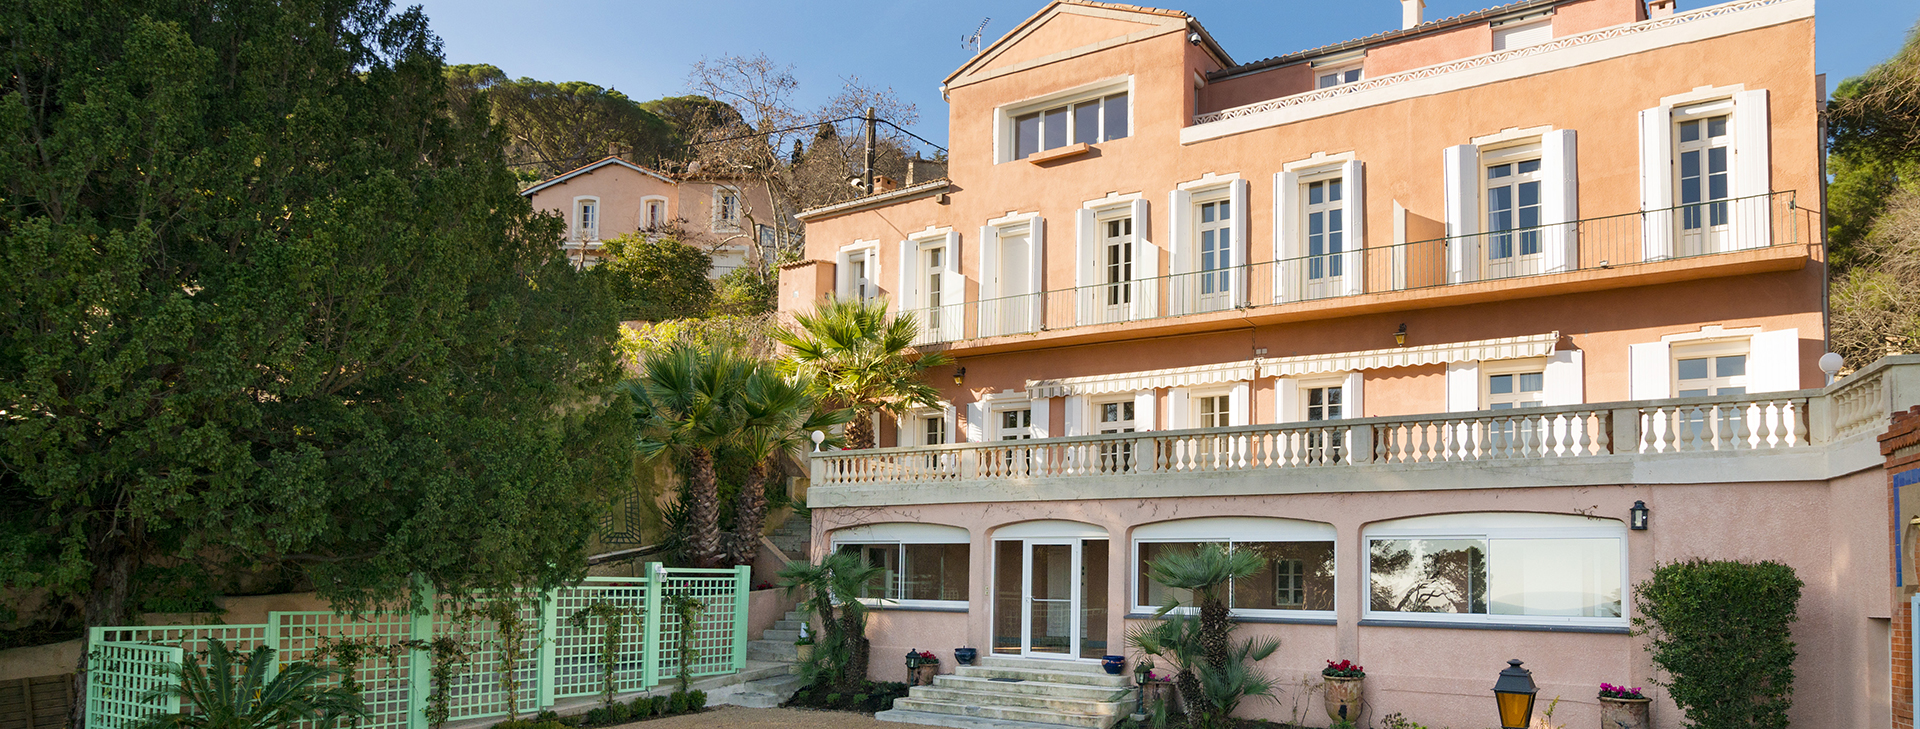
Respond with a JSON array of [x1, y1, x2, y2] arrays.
[[1491, 13, 1552, 51], [1093, 398, 1137, 473], [923, 413, 949, 445], [1640, 88, 1770, 260], [1366, 513, 1626, 627], [832, 524, 970, 607], [1194, 192, 1234, 310], [1133, 518, 1335, 617], [1296, 375, 1347, 464], [835, 244, 878, 302], [1673, 339, 1748, 397], [1304, 174, 1347, 297], [1195, 393, 1231, 429], [922, 244, 946, 321], [980, 216, 1043, 337], [642, 198, 667, 230], [1009, 87, 1129, 161], [1486, 368, 1545, 410], [574, 198, 600, 241], [1315, 62, 1362, 89], [1102, 214, 1135, 313], [1676, 107, 1733, 256], [713, 188, 742, 231], [1483, 144, 1545, 279]]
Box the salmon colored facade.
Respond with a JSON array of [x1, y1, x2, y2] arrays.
[[775, 2, 1908, 728], [522, 156, 784, 275]]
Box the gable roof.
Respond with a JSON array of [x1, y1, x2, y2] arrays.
[[519, 156, 675, 197], [945, 1, 1232, 89]]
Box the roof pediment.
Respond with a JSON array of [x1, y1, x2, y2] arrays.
[[945, 1, 1228, 90]]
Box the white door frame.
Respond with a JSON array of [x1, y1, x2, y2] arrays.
[[992, 536, 1102, 661]]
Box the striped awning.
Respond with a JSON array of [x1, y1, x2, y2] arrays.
[[1258, 332, 1561, 377], [1027, 360, 1258, 399]]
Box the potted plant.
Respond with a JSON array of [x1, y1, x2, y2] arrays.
[[1140, 670, 1177, 714], [913, 650, 939, 685], [954, 647, 977, 666], [793, 632, 814, 663], [1101, 654, 1126, 675], [1322, 659, 1365, 723], [1598, 683, 1651, 729]]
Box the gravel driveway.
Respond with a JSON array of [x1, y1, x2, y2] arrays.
[[610, 706, 914, 728]]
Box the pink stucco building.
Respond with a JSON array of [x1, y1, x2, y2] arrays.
[[522, 156, 786, 275], [777, 1, 1914, 727]]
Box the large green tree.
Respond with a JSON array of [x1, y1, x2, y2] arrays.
[[0, 0, 632, 694], [775, 299, 950, 450], [1827, 19, 1920, 367], [446, 64, 689, 177], [593, 234, 716, 322]]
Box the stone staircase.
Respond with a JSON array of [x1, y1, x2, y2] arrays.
[[768, 511, 811, 562], [877, 655, 1137, 729]]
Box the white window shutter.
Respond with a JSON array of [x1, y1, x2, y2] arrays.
[[1276, 378, 1301, 423], [1167, 388, 1190, 430], [1628, 342, 1671, 400], [1540, 130, 1580, 273], [834, 248, 852, 298], [1064, 395, 1087, 436], [1732, 89, 1773, 250], [1134, 390, 1157, 432], [1030, 397, 1051, 438], [1542, 349, 1585, 406], [894, 413, 910, 446], [1075, 208, 1097, 325], [942, 231, 964, 336], [1275, 171, 1302, 303], [1342, 372, 1365, 419], [966, 401, 985, 443], [896, 239, 914, 310], [1639, 106, 1674, 260], [979, 225, 1001, 301], [1444, 144, 1481, 283], [1341, 161, 1366, 296], [1029, 217, 1047, 327], [1168, 189, 1193, 276], [1230, 179, 1250, 306], [943, 406, 958, 446], [1748, 328, 1801, 393], [1228, 382, 1251, 426], [1446, 361, 1480, 412], [1131, 198, 1157, 319]]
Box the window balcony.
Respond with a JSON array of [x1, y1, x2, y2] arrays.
[[902, 191, 1804, 352], [807, 355, 1918, 501]]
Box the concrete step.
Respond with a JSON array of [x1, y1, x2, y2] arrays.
[[772, 619, 807, 631], [760, 628, 801, 642], [888, 698, 1114, 728], [721, 672, 807, 709], [782, 611, 810, 622], [977, 656, 1117, 675], [931, 674, 1133, 702], [954, 665, 1133, 689], [908, 686, 1130, 715], [747, 640, 798, 662], [875, 708, 1120, 729]]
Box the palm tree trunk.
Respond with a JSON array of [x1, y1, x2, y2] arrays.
[[685, 448, 723, 568], [726, 460, 770, 566], [839, 609, 869, 689], [844, 409, 875, 450]]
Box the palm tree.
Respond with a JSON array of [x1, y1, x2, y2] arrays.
[[134, 639, 365, 729], [775, 298, 951, 450], [1127, 543, 1280, 727], [778, 550, 884, 689], [723, 364, 852, 567], [626, 344, 752, 568]]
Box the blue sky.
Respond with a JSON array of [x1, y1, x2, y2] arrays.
[[417, 0, 1913, 149]]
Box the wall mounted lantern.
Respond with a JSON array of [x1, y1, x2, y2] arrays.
[[1630, 500, 1649, 531], [1492, 659, 1537, 729], [1394, 323, 1408, 347], [953, 366, 966, 385]]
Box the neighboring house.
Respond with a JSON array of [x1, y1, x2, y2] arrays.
[[521, 156, 787, 275], [778, 1, 1917, 728]]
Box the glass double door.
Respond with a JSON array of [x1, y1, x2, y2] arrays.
[[993, 539, 1108, 660]]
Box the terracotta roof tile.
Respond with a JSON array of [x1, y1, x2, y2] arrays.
[[1209, 0, 1560, 80]]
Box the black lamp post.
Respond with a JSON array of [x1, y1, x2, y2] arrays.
[[1492, 659, 1538, 729], [1630, 500, 1649, 530], [1133, 657, 1153, 716], [906, 648, 921, 683]]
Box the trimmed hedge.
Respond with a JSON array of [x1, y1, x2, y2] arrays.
[[1632, 559, 1802, 729]]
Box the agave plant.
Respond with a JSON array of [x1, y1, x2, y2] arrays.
[[133, 639, 365, 729]]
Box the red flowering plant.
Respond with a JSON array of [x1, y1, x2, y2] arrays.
[[1322, 659, 1365, 678], [1599, 683, 1646, 700], [917, 650, 938, 664]]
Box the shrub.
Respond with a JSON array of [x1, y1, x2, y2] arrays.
[[582, 708, 610, 726], [607, 702, 630, 723], [666, 691, 688, 714], [1633, 559, 1802, 729], [686, 690, 707, 711], [649, 695, 669, 716]]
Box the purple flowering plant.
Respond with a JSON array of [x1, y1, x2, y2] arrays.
[[1599, 683, 1646, 700]]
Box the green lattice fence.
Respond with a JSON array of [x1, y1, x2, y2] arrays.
[[81, 564, 751, 729]]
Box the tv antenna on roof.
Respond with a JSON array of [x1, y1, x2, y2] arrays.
[[962, 17, 990, 54]]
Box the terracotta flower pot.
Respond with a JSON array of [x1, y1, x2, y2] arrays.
[[1323, 675, 1364, 723], [1599, 696, 1651, 729], [1142, 680, 1177, 713], [914, 664, 938, 685], [794, 644, 812, 663]]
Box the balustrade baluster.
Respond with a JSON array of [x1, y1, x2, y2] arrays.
[[1792, 400, 1809, 445]]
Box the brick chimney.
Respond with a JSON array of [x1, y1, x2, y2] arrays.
[[1647, 0, 1676, 18], [1402, 0, 1424, 29], [873, 174, 900, 193]]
